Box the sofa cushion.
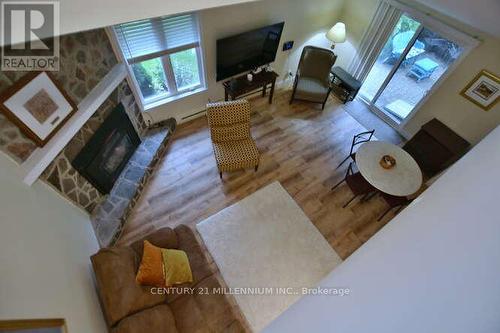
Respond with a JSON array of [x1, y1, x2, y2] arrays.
[[162, 225, 214, 303], [131, 227, 178, 258], [175, 225, 213, 283], [112, 304, 178, 333], [91, 247, 166, 327], [193, 275, 240, 332], [162, 249, 194, 287], [221, 321, 247, 333], [170, 293, 207, 333], [170, 275, 245, 333], [136, 240, 166, 287]]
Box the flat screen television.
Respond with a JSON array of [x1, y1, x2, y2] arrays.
[[216, 22, 285, 81]]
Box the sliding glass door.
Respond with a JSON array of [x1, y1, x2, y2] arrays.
[[359, 12, 466, 129]]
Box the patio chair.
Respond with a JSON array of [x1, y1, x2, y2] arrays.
[[384, 100, 413, 120], [384, 31, 425, 65], [335, 129, 375, 170], [332, 162, 376, 208], [407, 57, 439, 81], [290, 46, 337, 110]]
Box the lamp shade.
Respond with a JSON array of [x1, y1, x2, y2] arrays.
[[326, 22, 346, 43]]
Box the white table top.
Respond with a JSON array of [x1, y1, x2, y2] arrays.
[[356, 141, 423, 197]]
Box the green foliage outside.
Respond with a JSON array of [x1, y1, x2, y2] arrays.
[[132, 58, 167, 98], [132, 48, 200, 100], [170, 49, 200, 89], [394, 15, 420, 35]]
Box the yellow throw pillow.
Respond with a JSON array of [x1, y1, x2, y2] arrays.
[[161, 249, 193, 287], [135, 241, 165, 287]]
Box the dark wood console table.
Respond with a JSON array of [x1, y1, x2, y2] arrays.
[[223, 71, 278, 104], [403, 118, 470, 178]]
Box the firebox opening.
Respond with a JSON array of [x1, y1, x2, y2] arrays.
[[72, 103, 141, 194]]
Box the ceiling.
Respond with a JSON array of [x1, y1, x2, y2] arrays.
[[3, 0, 498, 46], [1, 0, 259, 46], [58, 0, 500, 39], [413, 0, 500, 38]]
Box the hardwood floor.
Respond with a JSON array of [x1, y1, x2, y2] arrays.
[[118, 90, 403, 259]]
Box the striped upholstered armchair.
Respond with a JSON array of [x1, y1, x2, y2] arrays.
[[206, 100, 260, 179]]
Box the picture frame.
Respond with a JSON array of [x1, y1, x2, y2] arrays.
[[0, 318, 67, 332], [0, 72, 77, 147], [460, 69, 500, 111]]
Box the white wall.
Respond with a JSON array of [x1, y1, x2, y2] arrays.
[[264, 125, 500, 333], [0, 153, 106, 333], [413, 0, 500, 38], [145, 0, 344, 123]]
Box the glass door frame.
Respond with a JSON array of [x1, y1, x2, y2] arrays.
[[358, 1, 479, 137]]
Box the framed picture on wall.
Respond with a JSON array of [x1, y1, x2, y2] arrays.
[[460, 69, 500, 111], [0, 318, 67, 332], [0, 72, 77, 147]]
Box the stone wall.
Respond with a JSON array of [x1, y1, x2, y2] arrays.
[[41, 81, 147, 213], [0, 29, 118, 163], [0, 28, 148, 213]]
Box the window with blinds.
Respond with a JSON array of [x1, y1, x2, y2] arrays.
[[112, 13, 205, 107]]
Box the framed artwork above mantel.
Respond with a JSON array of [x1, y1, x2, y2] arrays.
[[0, 72, 77, 147]]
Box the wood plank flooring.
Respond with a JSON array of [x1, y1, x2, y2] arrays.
[[118, 90, 403, 259]]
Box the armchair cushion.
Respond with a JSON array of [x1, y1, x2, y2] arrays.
[[211, 122, 251, 143], [213, 139, 260, 172], [294, 77, 331, 102], [299, 49, 336, 84]]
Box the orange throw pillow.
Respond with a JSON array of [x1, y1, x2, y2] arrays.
[[135, 240, 165, 287]]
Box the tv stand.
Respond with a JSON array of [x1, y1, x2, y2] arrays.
[[223, 70, 278, 104]]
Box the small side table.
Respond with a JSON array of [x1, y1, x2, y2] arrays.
[[223, 70, 278, 104], [330, 66, 362, 104]]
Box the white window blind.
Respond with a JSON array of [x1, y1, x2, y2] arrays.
[[115, 13, 200, 64]]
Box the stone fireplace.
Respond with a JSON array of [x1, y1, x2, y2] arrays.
[[0, 27, 176, 247], [72, 103, 141, 194]]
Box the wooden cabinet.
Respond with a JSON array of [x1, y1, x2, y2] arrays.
[[403, 118, 470, 178]]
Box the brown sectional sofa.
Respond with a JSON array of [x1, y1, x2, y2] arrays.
[[91, 225, 247, 333]]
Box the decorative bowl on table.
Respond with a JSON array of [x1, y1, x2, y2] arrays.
[[380, 155, 396, 169]]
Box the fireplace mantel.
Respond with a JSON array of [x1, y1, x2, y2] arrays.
[[20, 64, 127, 186]]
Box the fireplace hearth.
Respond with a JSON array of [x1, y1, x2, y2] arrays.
[[72, 103, 141, 194]]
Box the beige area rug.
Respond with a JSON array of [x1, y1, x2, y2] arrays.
[[196, 181, 342, 332]]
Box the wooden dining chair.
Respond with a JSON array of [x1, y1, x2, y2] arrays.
[[336, 129, 375, 170], [377, 193, 412, 221], [332, 162, 376, 208]]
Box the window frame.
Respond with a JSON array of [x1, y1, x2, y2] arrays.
[[107, 12, 206, 111]]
